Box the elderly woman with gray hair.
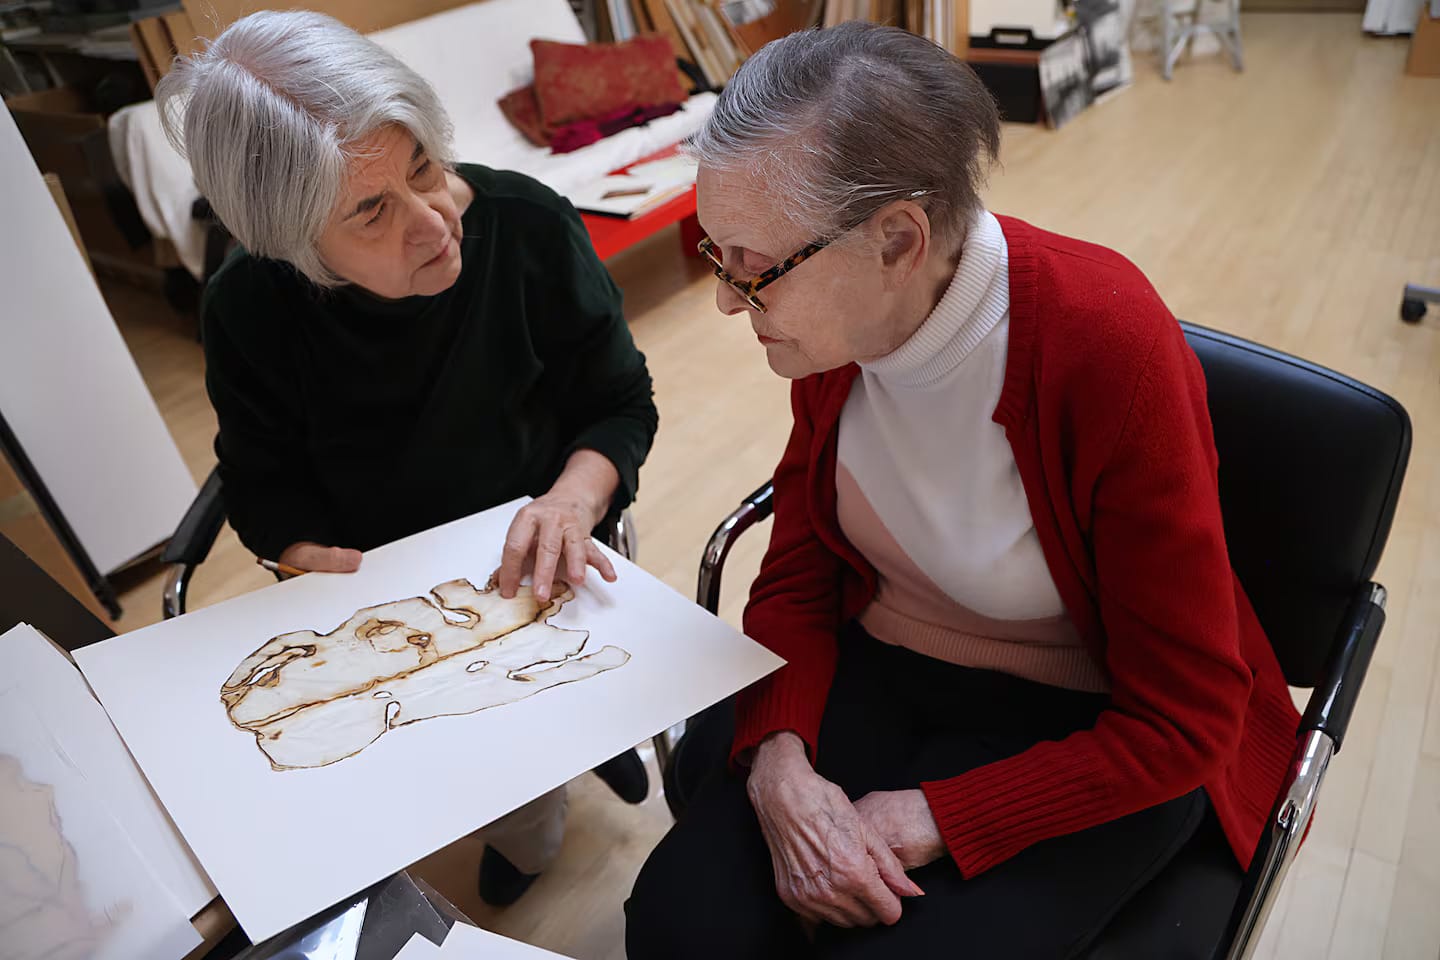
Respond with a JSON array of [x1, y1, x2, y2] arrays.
[[627, 22, 1299, 959], [157, 11, 658, 907]]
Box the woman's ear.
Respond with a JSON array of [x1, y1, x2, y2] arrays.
[[875, 201, 931, 287]]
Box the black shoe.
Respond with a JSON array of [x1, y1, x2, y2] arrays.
[[593, 748, 649, 804], [478, 845, 540, 908]]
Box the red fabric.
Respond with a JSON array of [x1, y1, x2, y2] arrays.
[[733, 216, 1300, 880], [498, 84, 683, 154], [496, 85, 552, 147], [530, 36, 687, 128], [549, 102, 682, 154]]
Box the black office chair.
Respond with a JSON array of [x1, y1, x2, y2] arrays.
[[665, 322, 1411, 960]]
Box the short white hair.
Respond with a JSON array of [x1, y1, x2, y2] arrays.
[[690, 22, 1000, 244], [156, 10, 454, 286]]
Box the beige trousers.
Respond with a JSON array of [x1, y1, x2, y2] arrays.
[[480, 786, 568, 875]]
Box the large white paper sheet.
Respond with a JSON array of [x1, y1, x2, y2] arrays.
[[0, 624, 216, 916], [75, 500, 782, 943], [439, 924, 571, 958], [0, 685, 201, 960]]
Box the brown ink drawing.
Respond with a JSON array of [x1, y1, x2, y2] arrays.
[[220, 579, 628, 770]]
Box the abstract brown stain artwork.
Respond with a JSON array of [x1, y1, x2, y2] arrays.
[[220, 579, 628, 771], [0, 754, 114, 960]]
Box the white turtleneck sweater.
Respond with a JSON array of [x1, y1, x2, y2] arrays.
[[836, 210, 1109, 693]]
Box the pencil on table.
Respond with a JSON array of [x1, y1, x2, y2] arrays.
[[257, 557, 307, 578]]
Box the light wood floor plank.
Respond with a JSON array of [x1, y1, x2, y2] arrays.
[[1328, 850, 1398, 960]]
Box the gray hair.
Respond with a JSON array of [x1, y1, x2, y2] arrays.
[[155, 10, 454, 286], [690, 22, 1000, 244]]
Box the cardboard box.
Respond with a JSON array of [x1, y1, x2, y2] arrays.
[[5, 87, 106, 189], [5, 86, 151, 264], [1407, 10, 1440, 77], [0, 452, 113, 627]]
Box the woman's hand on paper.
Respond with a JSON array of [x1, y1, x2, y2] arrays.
[[278, 541, 363, 573], [747, 731, 923, 928], [852, 789, 947, 871], [496, 451, 620, 602]]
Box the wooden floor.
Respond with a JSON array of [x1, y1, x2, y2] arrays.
[[102, 14, 1440, 959]]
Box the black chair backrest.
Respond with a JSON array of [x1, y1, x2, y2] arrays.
[[1181, 323, 1411, 687], [160, 466, 226, 567]]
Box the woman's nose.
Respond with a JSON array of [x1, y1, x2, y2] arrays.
[[715, 280, 750, 317], [407, 198, 448, 245]]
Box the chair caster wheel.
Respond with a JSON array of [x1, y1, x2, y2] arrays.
[[1401, 299, 1426, 324]]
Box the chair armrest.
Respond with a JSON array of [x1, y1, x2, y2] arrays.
[[1219, 728, 1333, 960], [1217, 580, 1388, 959], [161, 467, 226, 567], [696, 481, 774, 614], [1299, 582, 1386, 752], [599, 508, 638, 563]]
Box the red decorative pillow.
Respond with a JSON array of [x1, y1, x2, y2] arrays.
[[497, 85, 552, 147], [530, 36, 688, 128]]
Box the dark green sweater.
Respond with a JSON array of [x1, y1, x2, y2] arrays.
[[202, 164, 658, 562]]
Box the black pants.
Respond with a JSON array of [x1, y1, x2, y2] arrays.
[[627, 625, 1216, 960]]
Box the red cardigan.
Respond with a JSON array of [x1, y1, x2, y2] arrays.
[[733, 216, 1300, 879]]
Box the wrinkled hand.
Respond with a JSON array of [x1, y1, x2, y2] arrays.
[[496, 493, 617, 602], [853, 790, 947, 871], [278, 541, 362, 574], [747, 732, 924, 928]]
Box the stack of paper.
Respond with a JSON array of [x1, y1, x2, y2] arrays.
[[73, 498, 783, 943], [0, 623, 215, 960], [569, 154, 699, 219]]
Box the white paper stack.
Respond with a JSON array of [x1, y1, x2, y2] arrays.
[[74, 498, 783, 943], [0, 623, 214, 960], [569, 155, 698, 219]]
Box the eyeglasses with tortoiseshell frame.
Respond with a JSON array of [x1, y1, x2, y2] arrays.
[[695, 235, 830, 314], [696, 191, 934, 313]]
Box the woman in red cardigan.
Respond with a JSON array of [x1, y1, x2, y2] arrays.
[[627, 21, 1299, 960]]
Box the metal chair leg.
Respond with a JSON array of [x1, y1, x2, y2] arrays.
[[1401, 284, 1440, 324], [1221, 729, 1334, 959], [1221, 583, 1387, 957], [1162, 0, 1182, 80], [1161, 0, 1243, 78], [1232, 0, 1244, 72]]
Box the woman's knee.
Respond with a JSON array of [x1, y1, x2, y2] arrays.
[[627, 779, 798, 959], [624, 835, 698, 958]]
